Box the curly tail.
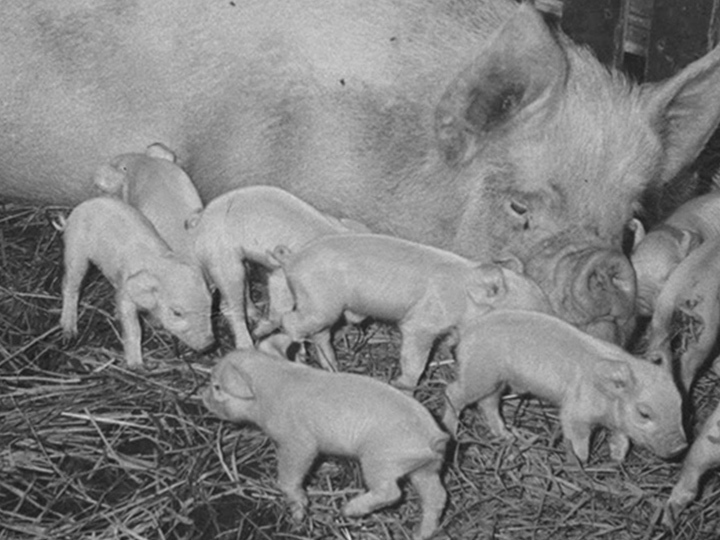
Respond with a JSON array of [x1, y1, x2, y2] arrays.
[[50, 213, 68, 233]]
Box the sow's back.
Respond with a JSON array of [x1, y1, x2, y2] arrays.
[[3, 0, 720, 343]]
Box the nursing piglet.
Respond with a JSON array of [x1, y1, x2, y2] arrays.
[[187, 186, 368, 352], [93, 143, 203, 259], [274, 234, 553, 388], [202, 349, 447, 540], [57, 197, 214, 368], [663, 400, 720, 526], [631, 192, 720, 316], [442, 310, 687, 462], [644, 237, 720, 390]]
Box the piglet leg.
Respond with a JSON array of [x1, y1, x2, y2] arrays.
[[664, 403, 720, 526], [343, 458, 403, 517], [276, 443, 315, 522], [117, 292, 145, 369], [409, 463, 446, 540], [204, 251, 254, 349], [394, 327, 435, 391], [59, 252, 90, 338]]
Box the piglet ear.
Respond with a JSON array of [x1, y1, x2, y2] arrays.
[[679, 229, 702, 257], [125, 270, 160, 311], [185, 210, 202, 230], [493, 253, 525, 275], [467, 263, 508, 304], [594, 359, 637, 398], [224, 362, 256, 400], [145, 142, 177, 163], [92, 164, 126, 196], [435, 3, 567, 165], [642, 44, 720, 185]]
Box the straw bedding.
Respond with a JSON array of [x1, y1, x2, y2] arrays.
[[1, 201, 719, 540]]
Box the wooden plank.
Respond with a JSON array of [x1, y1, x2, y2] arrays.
[[558, 0, 624, 66], [646, 0, 720, 81]]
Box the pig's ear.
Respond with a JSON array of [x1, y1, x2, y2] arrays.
[[224, 363, 256, 400], [679, 229, 702, 257], [594, 359, 637, 399], [92, 164, 126, 195], [467, 264, 508, 304], [125, 270, 160, 311], [492, 253, 525, 275], [145, 142, 177, 163], [185, 210, 202, 230], [628, 218, 646, 251], [435, 3, 567, 166], [642, 45, 720, 185]]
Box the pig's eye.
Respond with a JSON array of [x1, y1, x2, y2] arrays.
[[171, 308, 184, 318], [509, 200, 527, 216], [507, 200, 530, 230], [636, 404, 653, 421]]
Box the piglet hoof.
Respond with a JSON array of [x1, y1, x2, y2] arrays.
[[288, 499, 307, 523], [608, 432, 630, 462], [252, 319, 280, 340], [389, 377, 416, 396], [662, 489, 694, 528]]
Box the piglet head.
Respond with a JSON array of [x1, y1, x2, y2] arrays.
[[631, 227, 700, 316], [595, 359, 686, 459], [202, 353, 258, 423], [466, 262, 554, 316], [127, 264, 214, 351]]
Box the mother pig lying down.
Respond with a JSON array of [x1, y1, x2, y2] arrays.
[[269, 233, 553, 390], [6, 1, 720, 344], [443, 310, 687, 463]]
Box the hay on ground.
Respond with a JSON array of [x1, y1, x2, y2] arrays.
[[1, 200, 719, 540]]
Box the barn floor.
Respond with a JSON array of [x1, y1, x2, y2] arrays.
[[1, 201, 719, 540]]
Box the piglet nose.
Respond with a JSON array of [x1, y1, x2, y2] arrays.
[[572, 249, 636, 322]]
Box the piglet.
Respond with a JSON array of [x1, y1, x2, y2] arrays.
[[56, 197, 214, 368], [644, 237, 720, 390], [442, 310, 687, 463], [187, 185, 368, 352], [93, 143, 203, 259], [203, 349, 448, 540], [631, 192, 720, 316], [663, 400, 720, 526], [272, 233, 553, 388]]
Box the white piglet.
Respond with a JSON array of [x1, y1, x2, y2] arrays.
[[644, 238, 720, 389], [187, 186, 368, 352], [56, 197, 214, 368], [272, 233, 553, 387], [443, 310, 687, 462], [203, 349, 448, 540], [631, 192, 720, 316], [664, 400, 720, 526], [93, 143, 203, 259]]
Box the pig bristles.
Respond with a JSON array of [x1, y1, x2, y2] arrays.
[[2, 200, 720, 539]]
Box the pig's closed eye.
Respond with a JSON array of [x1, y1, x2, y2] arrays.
[[637, 404, 653, 421], [507, 200, 530, 230], [171, 308, 184, 318]]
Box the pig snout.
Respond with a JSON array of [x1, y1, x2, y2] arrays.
[[566, 249, 636, 342]]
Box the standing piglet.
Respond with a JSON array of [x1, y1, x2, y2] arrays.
[[644, 237, 720, 390], [57, 197, 214, 368], [631, 192, 720, 316], [203, 349, 448, 540], [443, 310, 687, 463], [273, 234, 552, 388], [187, 186, 368, 352], [93, 143, 203, 259], [664, 400, 720, 526]]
